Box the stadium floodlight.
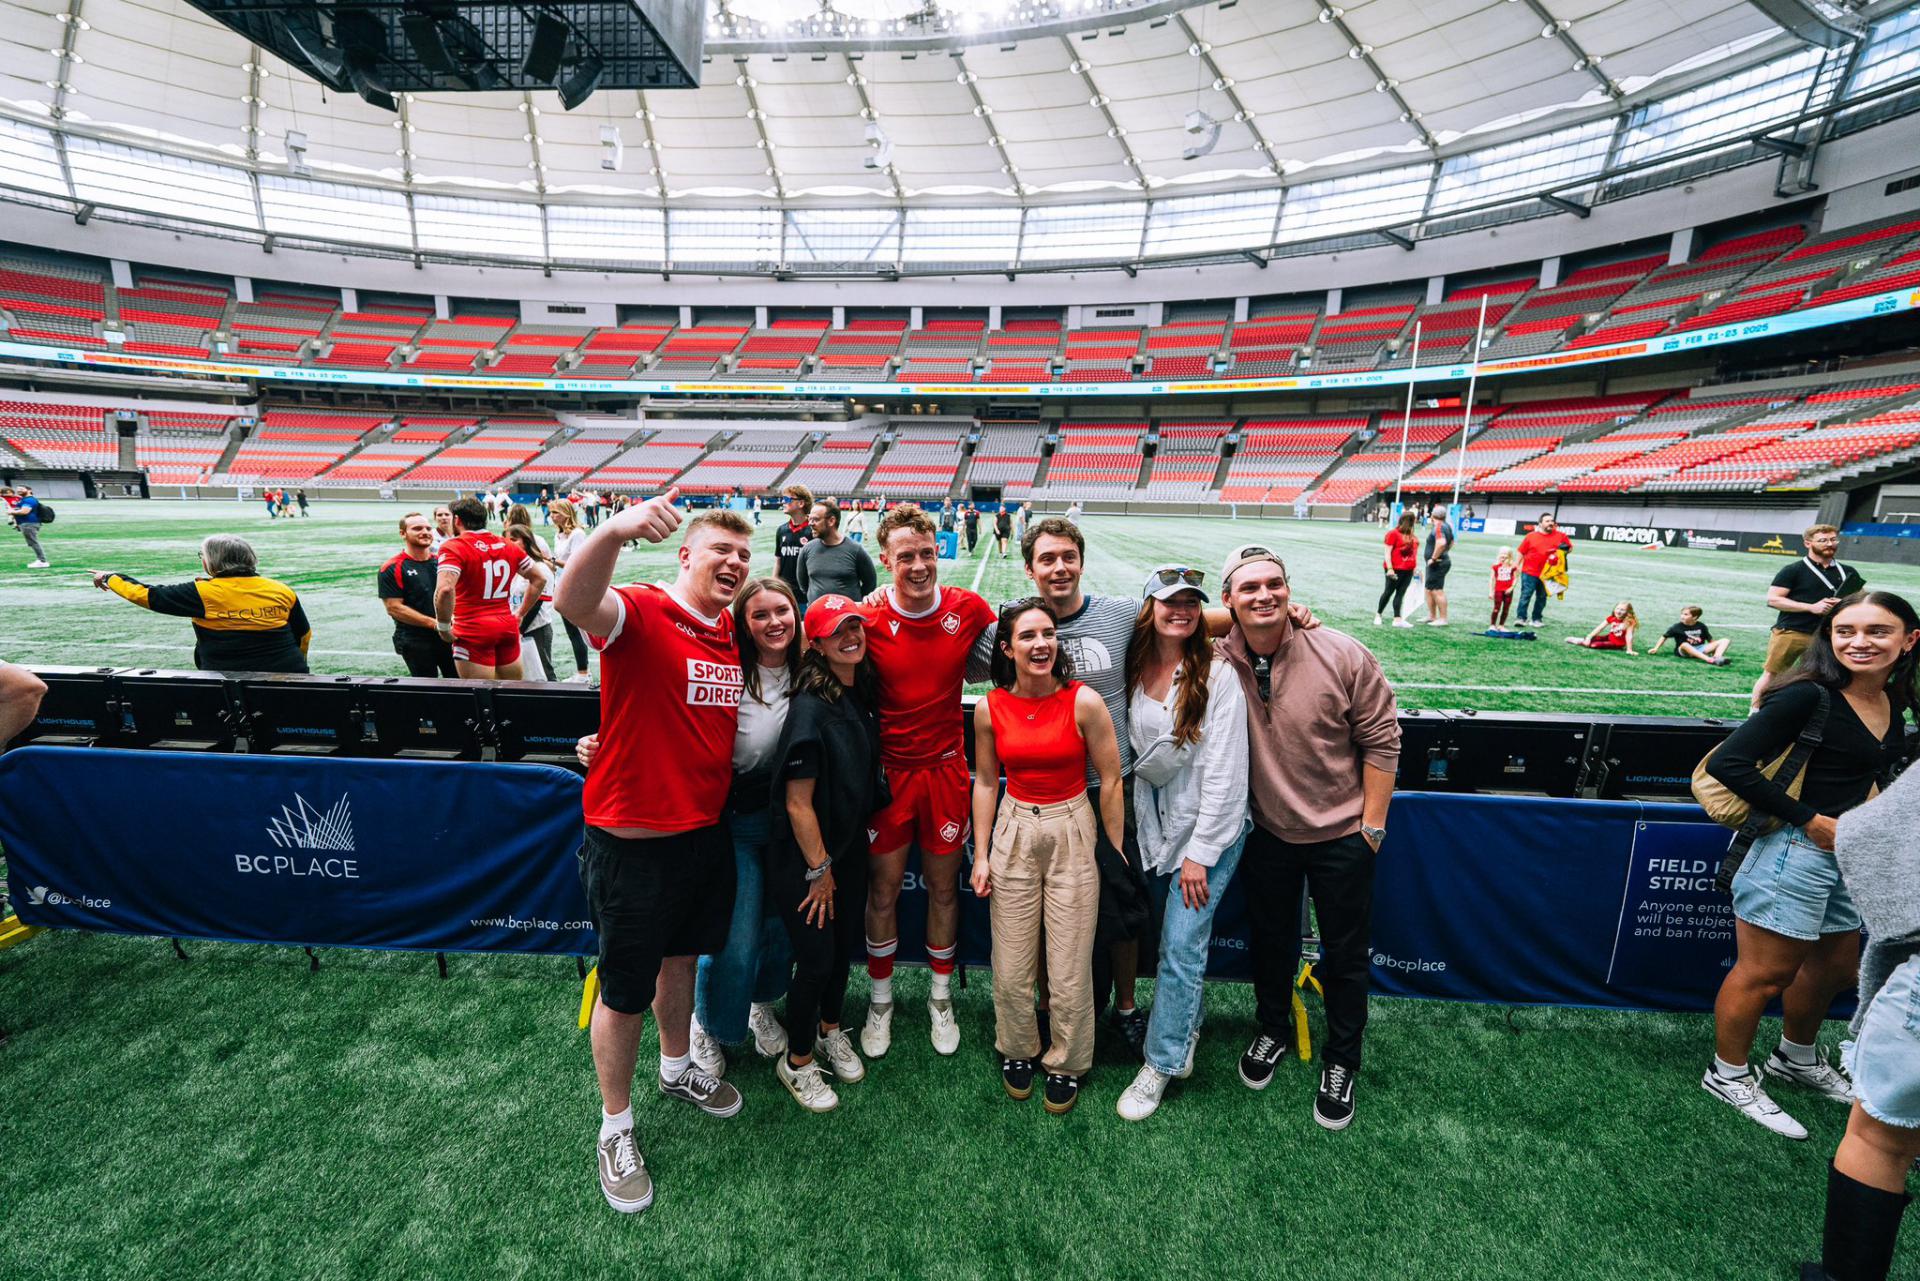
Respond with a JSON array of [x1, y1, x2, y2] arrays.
[[285, 129, 311, 176], [599, 124, 624, 170], [863, 121, 894, 171], [1181, 108, 1221, 161]]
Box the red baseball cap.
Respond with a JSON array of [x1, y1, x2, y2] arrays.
[[803, 594, 867, 641]]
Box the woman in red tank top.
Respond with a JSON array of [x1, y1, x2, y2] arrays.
[[970, 598, 1126, 1115]]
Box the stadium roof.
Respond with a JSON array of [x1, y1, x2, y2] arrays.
[[0, 0, 1914, 271]]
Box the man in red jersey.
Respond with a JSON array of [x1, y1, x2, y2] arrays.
[[555, 486, 751, 1216], [432, 496, 546, 680], [858, 503, 998, 1060]]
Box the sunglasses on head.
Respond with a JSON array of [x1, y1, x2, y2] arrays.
[[1236, 545, 1276, 560], [1152, 567, 1205, 587]]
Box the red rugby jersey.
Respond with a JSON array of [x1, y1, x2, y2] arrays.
[[436, 531, 526, 640], [584, 583, 742, 832], [863, 585, 996, 770]]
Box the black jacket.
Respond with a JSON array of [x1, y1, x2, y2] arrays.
[[774, 520, 813, 592], [769, 683, 887, 867]]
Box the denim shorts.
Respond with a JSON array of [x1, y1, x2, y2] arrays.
[[1846, 954, 1920, 1129], [1729, 825, 1861, 941]]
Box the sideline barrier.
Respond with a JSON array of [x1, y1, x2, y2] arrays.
[[0, 747, 1756, 1015]]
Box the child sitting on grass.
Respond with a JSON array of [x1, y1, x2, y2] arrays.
[[1565, 601, 1638, 652], [1643, 605, 1731, 665], [1489, 547, 1517, 628]]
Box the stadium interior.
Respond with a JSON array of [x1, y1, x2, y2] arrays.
[[6, 0, 1920, 1276]]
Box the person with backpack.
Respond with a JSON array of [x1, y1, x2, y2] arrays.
[[2, 486, 51, 568], [1699, 590, 1920, 1142]]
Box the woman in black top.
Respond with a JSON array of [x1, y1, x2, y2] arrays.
[[768, 593, 887, 1113], [1701, 590, 1920, 1142]]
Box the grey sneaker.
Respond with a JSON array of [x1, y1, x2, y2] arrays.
[[597, 1127, 654, 1213], [688, 1015, 726, 1079], [817, 1028, 866, 1083], [659, 1066, 744, 1118], [747, 1002, 788, 1059]]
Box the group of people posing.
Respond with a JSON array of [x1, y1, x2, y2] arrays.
[[556, 492, 1398, 1216]]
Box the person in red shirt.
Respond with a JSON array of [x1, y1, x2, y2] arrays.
[[858, 502, 998, 1061], [1514, 512, 1572, 629], [432, 497, 545, 680], [1489, 546, 1518, 629], [555, 485, 754, 1216], [1565, 600, 1640, 652], [1374, 511, 1418, 628]]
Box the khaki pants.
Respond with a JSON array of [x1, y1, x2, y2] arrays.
[[988, 792, 1099, 1075]]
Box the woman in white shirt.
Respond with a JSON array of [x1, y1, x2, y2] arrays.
[[549, 500, 592, 680], [1116, 564, 1250, 1121], [504, 508, 559, 681], [575, 576, 803, 1070]]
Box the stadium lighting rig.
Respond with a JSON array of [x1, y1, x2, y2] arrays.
[[182, 1, 705, 110]]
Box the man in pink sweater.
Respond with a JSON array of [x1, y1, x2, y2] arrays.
[[1216, 542, 1399, 1132]]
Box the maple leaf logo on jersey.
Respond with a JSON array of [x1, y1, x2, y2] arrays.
[[940, 613, 961, 635], [939, 820, 962, 843]]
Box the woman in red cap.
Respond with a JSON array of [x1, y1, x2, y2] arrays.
[[766, 594, 889, 1112]]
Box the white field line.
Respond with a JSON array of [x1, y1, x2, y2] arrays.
[[1391, 680, 1750, 700]]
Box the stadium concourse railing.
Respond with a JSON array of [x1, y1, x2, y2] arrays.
[[13, 665, 1736, 802]]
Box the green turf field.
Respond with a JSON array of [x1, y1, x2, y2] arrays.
[[1, 498, 1911, 1279], [5, 497, 1911, 717]]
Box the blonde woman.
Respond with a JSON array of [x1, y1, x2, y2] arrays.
[[549, 499, 592, 680]]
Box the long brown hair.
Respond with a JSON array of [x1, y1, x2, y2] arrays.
[[503, 523, 558, 570], [797, 635, 878, 707], [733, 576, 802, 703], [1124, 596, 1215, 747]]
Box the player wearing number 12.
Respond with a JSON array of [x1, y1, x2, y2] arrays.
[[434, 496, 546, 680]]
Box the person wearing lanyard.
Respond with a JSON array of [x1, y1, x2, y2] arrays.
[[970, 598, 1126, 1115], [1754, 524, 1863, 709], [1116, 566, 1249, 1121]]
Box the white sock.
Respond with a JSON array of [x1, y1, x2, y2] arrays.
[[871, 976, 893, 1005], [1776, 1037, 1819, 1067], [600, 1106, 633, 1141], [660, 1051, 690, 1082], [931, 971, 951, 1000], [1712, 1054, 1750, 1080]]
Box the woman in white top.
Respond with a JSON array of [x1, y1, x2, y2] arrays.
[[1116, 564, 1250, 1121], [575, 576, 802, 1069], [504, 508, 559, 682], [549, 499, 592, 680]]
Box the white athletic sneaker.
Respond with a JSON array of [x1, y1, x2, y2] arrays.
[[28, 560, 50, 568], [747, 1002, 788, 1059], [1426, 619, 1449, 627], [688, 1015, 726, 1079], [1117, 1065, 1171, 1121], [1372, 614, 1384, 626], [776, 1056, 839, 1113], [860, 1001, 893, 1058], [816, 1028, 866, 1083], [1701, 1066, 1808, 1139], [928, 997, 960, 1056], [1764, 1047, 1855, 1102], [1392, 617, 1416, 629]]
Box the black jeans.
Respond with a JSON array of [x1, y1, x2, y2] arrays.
[[1240, 825, 1376, 1071], [524, 623, 555, 681], [561, 617, 591, 675], [395, 634, 457, 678], [1376, 569, 1413, 617], [770, 849, 868, 1059]]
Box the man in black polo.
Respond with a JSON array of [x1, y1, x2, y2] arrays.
[[379, 511, 457, 677], [1752, 523, 1862, 708], [774, 484, 814, 595]]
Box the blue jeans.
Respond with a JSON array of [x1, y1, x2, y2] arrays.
[[694, 809, 793, 1045], [1142, 826, 1249, 1076], [1514, 573, 1547, 624]]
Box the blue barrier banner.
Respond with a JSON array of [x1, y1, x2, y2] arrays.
[[0, 747, 595, 956]]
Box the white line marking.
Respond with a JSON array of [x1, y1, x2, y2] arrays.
[[969, 541, 991, 594], [1391, 681, 1750, 700], [52, 641, 398, 658]]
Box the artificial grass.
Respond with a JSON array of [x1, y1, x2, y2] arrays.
[[0, 929, 1896, 1281], [6, 499, 1915, 717]]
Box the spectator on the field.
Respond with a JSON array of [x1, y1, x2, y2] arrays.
[[1017, 502, 1032, 543], [1375, 511, 1417, 628], [1422, 508, 1454, 626], [1702, 590, 1918, 1145], [1218, 542, 1398, 1131], [1514, 512, 1571, 629], [430, 505, 454, 554], [845, 505, 866, 544], [0, 661, 46, 747], [1645, 606, 1730, 665], [2, 486, 49, 568], [295, 489, 309, 518], [539, 487, 552, 524], [994, 505, 1013, 558], [938, 499, 957, 534], [504, 511, 559, 681], [1489, 547, 1517, 629], [261, 488, 278, 520], [796, 499, 876, 605], [963, 504, 981, 553], [548, 499, 592, 681], [1754, 524, 1862, 709], [379, 512, 457, 677], [775, 484, 815, 594], [91, 535, 311, 674], [1565, 601, 1639, 653], [1809, 761, 1920, 1280]]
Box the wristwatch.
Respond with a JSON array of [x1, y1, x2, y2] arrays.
[[1361, 824, 1387, 847]]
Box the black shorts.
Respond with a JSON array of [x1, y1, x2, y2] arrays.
[[579, 822, 736, 1015], [1426, 559, 1452, 589]]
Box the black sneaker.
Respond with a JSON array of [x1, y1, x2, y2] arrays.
[[1314, 1063, 1356, 1130], [1112, 1006, 1148, 1058], [1239, 1031, 1286, 1090], [1001, 1056, 1036, 1101], [1043, 1072, 1081, 1115]]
